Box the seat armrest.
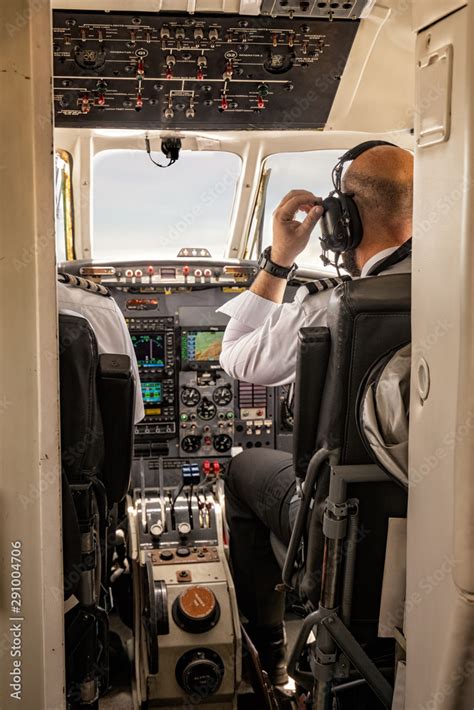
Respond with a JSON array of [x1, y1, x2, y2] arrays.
[[97, 354, 135, 504]]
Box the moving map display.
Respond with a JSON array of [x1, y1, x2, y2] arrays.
[[182, 330, 224, 364]]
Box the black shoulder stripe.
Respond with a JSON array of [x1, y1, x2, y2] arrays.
[[305, 274, 351, 295], [58, 272, 111, 297]]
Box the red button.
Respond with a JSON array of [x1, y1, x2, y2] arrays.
[[182, 265, 190, 276], [203, 460, 211, 475], [125, 269, 133, 278], [147, 265, 154, 275], [212, 461, 220, 474]]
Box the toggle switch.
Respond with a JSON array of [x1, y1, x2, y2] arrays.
[[137, 58, 145, 78]]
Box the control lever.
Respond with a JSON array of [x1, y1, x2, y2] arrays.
[[140, 457, 147, 533]]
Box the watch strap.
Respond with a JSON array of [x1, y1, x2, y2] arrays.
[[258, 247, 297, 280]]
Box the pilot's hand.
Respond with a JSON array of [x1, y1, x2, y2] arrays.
[[272, 190, 323, 267]]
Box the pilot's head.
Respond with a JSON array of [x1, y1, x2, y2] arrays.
[[341, 145, 414, 276]]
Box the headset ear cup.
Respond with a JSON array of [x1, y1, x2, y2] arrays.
[[320, 195, 348, 253], [345, 195, 363, 250]]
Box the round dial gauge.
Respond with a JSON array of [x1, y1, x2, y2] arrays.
[[181, 435, 202, 453], [213, 385, 233, 406], [181, 386, 201, 407], [213, 434, 232, 453], [197, 397, 217, 421]]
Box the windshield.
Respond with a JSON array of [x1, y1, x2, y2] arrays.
[[92, 149, 241, 260], [260, 150, 343, 271]]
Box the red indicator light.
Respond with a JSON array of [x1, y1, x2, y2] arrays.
[[197, 68, 203, 80], [96, 94, 105, 106], [182, 265, 190, 277], [257, 96, 265, 110], [147, 265, 154, 275], [203, 460, 211, 475], [212, 461, 220, 474]]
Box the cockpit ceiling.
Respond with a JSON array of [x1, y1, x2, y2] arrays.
[[51, 1, 415, 133]]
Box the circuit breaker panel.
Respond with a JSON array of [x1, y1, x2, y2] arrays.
[[52, 11, 359, 130]]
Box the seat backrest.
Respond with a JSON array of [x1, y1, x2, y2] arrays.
[[59, 314, 105, 483], [317, 273, 411, 464], [294, 275, 411, 641], [59, 313, 135, 503]]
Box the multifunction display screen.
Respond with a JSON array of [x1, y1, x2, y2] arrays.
[[141, 382, 162, 405], [181, 330, 224, 363], [132, 333, 165, 369]]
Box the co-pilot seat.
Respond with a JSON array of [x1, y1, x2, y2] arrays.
[[276, 273, 411, 709], [59, 313, 135, 709]]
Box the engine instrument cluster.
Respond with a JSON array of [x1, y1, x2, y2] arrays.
[[52, 10, 359, 130]]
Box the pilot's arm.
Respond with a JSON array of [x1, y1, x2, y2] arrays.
[[218, 190, 327, 387]]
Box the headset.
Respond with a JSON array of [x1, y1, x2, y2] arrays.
[[320, 140, 397, 270]]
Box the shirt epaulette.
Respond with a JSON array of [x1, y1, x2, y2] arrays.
[[58, 272, 111, 297], [304, 275, 352, 295]]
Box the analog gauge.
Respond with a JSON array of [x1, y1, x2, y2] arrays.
[[74, 47, 107, 70], [197, 397, 217, 421], [213, 385, 233, 407], [213, 434, 232, 453], [181, 386, 201, 407], [263, 50, 294, 75], [181, 435, 202, 454]]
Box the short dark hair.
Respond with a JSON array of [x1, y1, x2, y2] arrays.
[[343, 170, 413, 225]]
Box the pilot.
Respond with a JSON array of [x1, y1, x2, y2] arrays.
[[218, 144, 414, 686], [57, 273, 144, 424]]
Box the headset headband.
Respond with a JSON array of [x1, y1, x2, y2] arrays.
[[338, 140, 397, 164], [332, 140, 397, 191]]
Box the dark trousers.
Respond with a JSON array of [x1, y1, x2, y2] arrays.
[[225, 448, 296, 628]]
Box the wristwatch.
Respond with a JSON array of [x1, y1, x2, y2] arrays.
[[257, 246, 298, 281]]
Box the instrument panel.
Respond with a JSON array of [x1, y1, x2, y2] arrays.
[[52, 10, 359, 130], [60, 259, 294, 483]]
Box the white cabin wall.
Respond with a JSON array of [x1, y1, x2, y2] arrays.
[[0, 2, 64, 708], [407, 3, 474, 707]]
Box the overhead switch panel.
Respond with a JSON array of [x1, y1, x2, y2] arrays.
[[52, 11, 358, 130], [261, 0, 374, 20]]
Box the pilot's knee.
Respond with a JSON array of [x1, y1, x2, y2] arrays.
[[225, 450, 254, 496]]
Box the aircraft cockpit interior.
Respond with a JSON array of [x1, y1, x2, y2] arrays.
[[2, 1, 474, 709]]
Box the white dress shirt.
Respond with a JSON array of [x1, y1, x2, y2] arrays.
[[58, 282, 145, 423], [218, 248, 411, 387]]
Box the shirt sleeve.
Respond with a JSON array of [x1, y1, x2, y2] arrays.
[[218, 287, 328, 387]]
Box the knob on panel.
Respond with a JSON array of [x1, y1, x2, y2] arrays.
[[172, 585, 220, 633], [175, 648, 224, 697]]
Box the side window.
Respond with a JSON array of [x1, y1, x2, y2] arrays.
[[255, 150, 343, 271], [55, 150, 75, 262]]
